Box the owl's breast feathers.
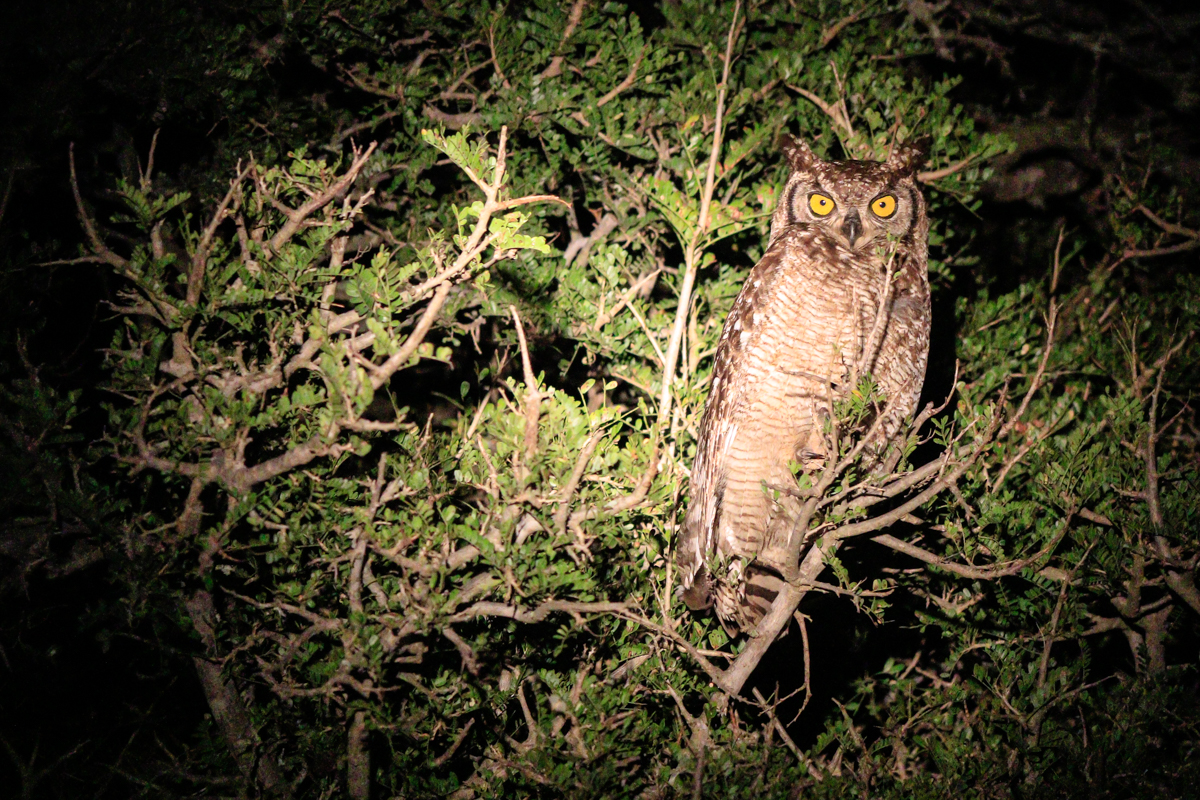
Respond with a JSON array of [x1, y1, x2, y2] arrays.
[[678, 225, 929, 620]]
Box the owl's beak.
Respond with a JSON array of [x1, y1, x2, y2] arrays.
[[841, 208, 862, 247]]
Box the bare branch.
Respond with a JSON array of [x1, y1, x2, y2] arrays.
[[233, 430, 346, 492], [554, 428, 605, 536], [788, 84, 856, 141], [996, 301, 1058, 441], [917, 152, 982, 183], [422, 105, 484, 130], [874, 501, 1074, 583], [333, 109, 404, 148], [596, 46, 646, 109], [432, 718, 476, 767], [615, 610, 731, 688], [68, 143, 129, 271], [443, 627, 482, 676], [141, 128, 161, 191], [1133, 203, 1200, 241], [1143, 341, 1200, 617], [752, 688, 820, 778], [449, 600, 628, 624], [188, 164, 251, 306], [820, 7, 865, 48], [488, 14, 512, 90], [569, 438, 660, 525], [564, 211, 620, 268], [666, 685, 709, 800], [594, 268, 661, 330], [510, 305, 543, 466], [1122, 239, 1200, 260], [540, 0, 588, 79], [266, 142, 378, 256]]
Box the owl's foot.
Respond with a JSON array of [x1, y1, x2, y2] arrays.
[[796, 448, 828, 472]]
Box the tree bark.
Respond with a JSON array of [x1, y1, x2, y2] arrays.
[[348, 710, 370, 800], [1142, 605, 1173, 676], [185, 590, 290, 796]]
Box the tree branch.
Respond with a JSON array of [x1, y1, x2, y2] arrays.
[[658, 0, 741, 426], [540, 0, 588, 79], [449, 600, 628, 624], [596, 46, 646, 108], [266, 142, 377, 256], [554, 428, 604, 536]]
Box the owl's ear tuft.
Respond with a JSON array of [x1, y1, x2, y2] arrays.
[[887, 136, 932, 175], [780, 134, 817, 172]]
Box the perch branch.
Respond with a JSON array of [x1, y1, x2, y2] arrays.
[[720, 540, 830, 697]]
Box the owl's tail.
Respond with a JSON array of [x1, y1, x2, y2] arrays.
[[714, 565, 788, 636]]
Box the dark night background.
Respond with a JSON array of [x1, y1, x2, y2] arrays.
[[1, 1, 1198, 797]]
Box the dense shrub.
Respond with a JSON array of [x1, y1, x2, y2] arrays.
[[2, 1, 1197, 797]]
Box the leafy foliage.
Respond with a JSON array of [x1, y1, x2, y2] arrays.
[[2, 1, 1197, 798]]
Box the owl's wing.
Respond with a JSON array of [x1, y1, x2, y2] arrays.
[[678, 240, 797, 601], [864, 262, 931, 456]]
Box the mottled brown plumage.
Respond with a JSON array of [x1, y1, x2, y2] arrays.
[[677, 135, 931, 633]]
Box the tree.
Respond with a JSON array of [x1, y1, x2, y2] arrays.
[[5, 0, 1198, 797]]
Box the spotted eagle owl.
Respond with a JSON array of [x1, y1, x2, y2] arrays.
[[677, 135, 931, 633]]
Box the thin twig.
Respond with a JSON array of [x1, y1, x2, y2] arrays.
[[188, 164, 252, 306], [917, 151, 981, 183], [554, 428, 605, 536], [752, 688, 815, 776], [432, 718, 476, 767], [266, 142, 377, 256], [658, 0, 741, 426], [597, 46, 646, 108], [820, 8, 865, 48], [787, 84, 855, 141], [510, 305, 543, 466], [540, 0, 588, 79], [594, 268, 662, 330], [141, 128, 160, 191], [68, 143, 129, 270]]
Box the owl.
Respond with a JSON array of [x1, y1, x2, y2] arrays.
[[677, 134, 931, 633]]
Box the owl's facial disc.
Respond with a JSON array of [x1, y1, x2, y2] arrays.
[[769, 153, 922, 251]]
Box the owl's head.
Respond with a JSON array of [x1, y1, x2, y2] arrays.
[[769, 135, 930, 252]]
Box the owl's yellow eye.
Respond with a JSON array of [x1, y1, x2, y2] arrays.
[[871, 194, 898, 218], [808, 193, 835, 216]]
